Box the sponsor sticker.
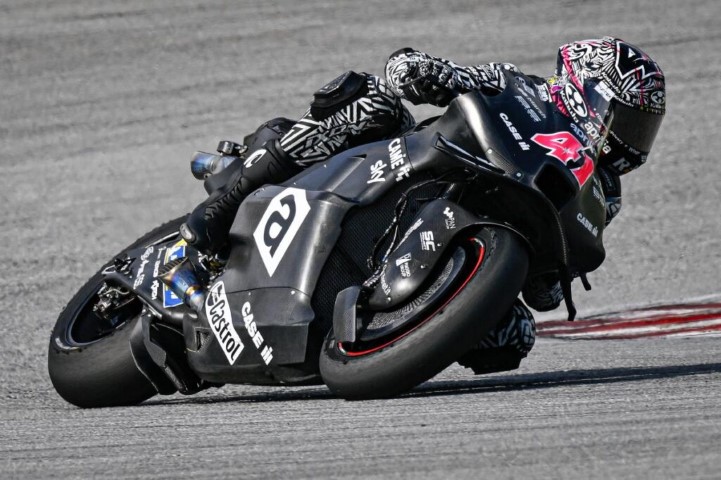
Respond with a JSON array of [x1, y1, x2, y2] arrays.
[[253, 187, 311, 277], [243, 148, 267, 168], [594, 81, 615, 102], [380, 272, 392, 295], [205, 281, 244, 365], [420, 231, 436, 251], [394, 165, 411, 182], [443, 207, 456, 230], [570, 122, 590, 145], [577, 212, 599, 237], [132, 246, 154, 289], [241, 302, 273, 365], [650, 90, 665, 107], [536, 83, 550, 102], [499, 113, 531, 150], [395, 253, 412, 278], [367, 160, 388, 184], [388, 139, 405, 168], [366, 138, 412, 184], [563, 83, 588, 119], [388, 138, 412, 182], [514, 96, 542, 123], [163, 240, 187, 308]]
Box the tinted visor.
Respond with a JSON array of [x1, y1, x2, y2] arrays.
[[583, 78, 664, 153], [607, 101, 664, 153]]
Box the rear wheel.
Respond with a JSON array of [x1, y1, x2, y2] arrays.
[[319, 226, 529, 399], [48, 216, 188, 408]]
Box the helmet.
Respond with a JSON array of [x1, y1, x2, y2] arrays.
[[555, 37, 665, 174]]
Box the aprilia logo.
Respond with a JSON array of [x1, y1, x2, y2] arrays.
[[253, 188, 311, 277]]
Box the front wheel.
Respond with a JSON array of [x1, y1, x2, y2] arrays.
[[47, 215, 188, 408], [319, 227, 529, 400]]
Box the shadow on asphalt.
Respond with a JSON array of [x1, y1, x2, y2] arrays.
[[142, 362, 721, 406], [408, 362, 721, 399]]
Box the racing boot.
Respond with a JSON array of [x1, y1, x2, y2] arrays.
[[522, 273, 563, 312], [180, 139, 302, 253], [457, 300, 536, 374]]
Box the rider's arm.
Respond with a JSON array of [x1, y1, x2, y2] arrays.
[[384, 48, 518, 106]]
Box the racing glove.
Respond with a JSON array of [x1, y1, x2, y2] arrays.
[[385, 48, 460, 107]]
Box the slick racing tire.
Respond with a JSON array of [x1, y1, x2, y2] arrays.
[[319, 227, 528, 400], [48, 215, 188, 408]]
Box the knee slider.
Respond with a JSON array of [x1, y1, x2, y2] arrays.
[[310, 71, 369, 120]]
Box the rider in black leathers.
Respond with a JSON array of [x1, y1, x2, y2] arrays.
[[179, 37, 666, 373]]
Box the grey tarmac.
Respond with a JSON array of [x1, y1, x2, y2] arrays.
[[2, 0, 720, 478]]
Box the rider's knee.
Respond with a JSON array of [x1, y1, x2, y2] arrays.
[[310, 71, 414, 134], [243, 117, 296, 153], [310, 71, 370, 120]]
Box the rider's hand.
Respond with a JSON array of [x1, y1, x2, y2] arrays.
[[386, 49, 460, 107]]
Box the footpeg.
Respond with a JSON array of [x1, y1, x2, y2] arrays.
[[217, 140, 248, 157], [157, 257, 205, 312]]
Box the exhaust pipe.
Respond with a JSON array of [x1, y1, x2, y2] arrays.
[[157, 257, 205, 312]]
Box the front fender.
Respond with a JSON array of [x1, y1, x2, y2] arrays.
[[366, 199, 528, 310]]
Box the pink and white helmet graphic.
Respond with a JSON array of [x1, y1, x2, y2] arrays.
[[557, 36, 665, 114], [554, 37, 666, 174]]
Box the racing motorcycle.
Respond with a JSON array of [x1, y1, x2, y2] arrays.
[[48, 69, 607, 407]]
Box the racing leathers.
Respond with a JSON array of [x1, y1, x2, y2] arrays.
[[181, 48, 629, 373]]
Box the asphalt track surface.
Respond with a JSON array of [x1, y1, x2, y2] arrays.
[[2, 0, 721, 478]]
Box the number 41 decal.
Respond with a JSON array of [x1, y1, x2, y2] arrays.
[[531, 131, 594, 186]]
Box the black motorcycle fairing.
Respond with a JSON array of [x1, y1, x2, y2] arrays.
[[180, 142, 449, 382], [178, 188, 349, 376], [559, 171, 607, 272], [167, 70, 610, 382], [222, 188, 350, 294], [413, 70, 607, 276], [290, 138, 421, 205], [183, 287, 317, 384], [397, 99, 568, 278]]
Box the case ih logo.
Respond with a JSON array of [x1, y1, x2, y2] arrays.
[[253, 188, 311, 277]]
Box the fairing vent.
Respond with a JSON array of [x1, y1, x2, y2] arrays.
[[534, 165, 576, 211]]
